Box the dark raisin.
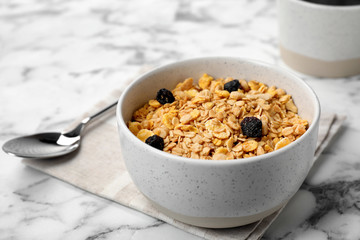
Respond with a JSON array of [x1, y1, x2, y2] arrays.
[[240, 117, 262, 138], [224, 79, 241, 93], [156, 88, 175, 105], [145, 135, 164, 150]]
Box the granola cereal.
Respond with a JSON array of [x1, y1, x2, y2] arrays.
[[128, 73, 308, 160]]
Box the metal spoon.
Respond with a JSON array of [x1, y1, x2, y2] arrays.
[[2, 101, 118, 159]]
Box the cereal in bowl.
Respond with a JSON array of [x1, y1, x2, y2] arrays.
[[128, 74, 308, 160]]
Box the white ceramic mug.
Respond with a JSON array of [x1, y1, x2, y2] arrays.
[[277, 0, 360, 78]]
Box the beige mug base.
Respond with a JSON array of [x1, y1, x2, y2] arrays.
[[280, 45, 360, 78], [149, 199, 285, 228]]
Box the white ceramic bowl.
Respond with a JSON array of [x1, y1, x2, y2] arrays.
[[116, 57, 320, 228]]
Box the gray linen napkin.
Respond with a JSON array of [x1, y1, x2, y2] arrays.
[[22, 98, 345, 240]]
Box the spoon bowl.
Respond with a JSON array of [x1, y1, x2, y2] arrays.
[[2, 132, 80, 159]]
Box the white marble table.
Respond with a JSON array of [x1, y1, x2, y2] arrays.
[[1, 0, 360, 239]]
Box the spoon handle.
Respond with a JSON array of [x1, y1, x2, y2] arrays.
[[64, 101, 118, 137], [82, 100, 118, 125]]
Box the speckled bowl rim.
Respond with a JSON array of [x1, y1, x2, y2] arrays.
[[117, 57, 321, 166], [286, 0, 360, 10]]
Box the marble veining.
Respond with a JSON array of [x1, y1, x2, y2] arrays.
[[1, 0, 359, 239], [304, 180, 360, 225]]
